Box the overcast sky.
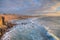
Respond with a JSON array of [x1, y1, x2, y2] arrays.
[[0, 0, 60, 15]]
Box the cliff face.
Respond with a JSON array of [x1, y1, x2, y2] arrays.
[[0, 15, 17, 38], [0, 16, 7, 32], [0, 16, 5, 26]]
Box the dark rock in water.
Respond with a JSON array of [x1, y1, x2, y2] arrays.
[[1, 19, 56, 40]]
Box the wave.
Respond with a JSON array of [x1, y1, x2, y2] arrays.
[[1, 19, 56, 40]]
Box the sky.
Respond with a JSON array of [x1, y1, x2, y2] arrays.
[[0, 0, 60, 15]]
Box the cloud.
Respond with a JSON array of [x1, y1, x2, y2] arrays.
[[0, 0, 60, 15]]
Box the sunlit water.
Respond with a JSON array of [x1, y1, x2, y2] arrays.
[[1, 18, 56, 40]]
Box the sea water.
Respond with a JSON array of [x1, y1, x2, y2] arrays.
[[1, 18, 56, 40]]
